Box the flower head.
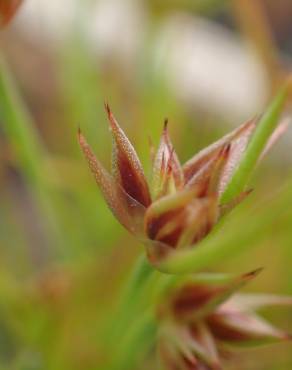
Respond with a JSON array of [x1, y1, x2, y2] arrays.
[[78, 105, 285, 265], [158, 270, 292, 370]]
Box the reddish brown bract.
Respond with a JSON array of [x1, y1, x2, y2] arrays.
[[105, 104, 151, 208]]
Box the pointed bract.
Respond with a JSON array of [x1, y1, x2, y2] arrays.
[[152, 120, 184, 199], [187, 144, 231, 198], [225, 293, 292, 312], [78, 129, 144, 234], [208, 310, 290, 346], [259, 118, 290, 161], [218, 123, 255, 195], [168, 269, 261, 322], [188, 323, 221, 368], [183, 119, 257, 184], [159, 323, 220, 370], [105, 104, 151, 207]]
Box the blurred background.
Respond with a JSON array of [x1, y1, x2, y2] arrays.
[[0, 0, 292, 369]]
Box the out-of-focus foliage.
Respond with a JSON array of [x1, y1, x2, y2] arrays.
[[0, 1, 292, 369]]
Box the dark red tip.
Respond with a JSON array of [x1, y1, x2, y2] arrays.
[[220, 143, 231, 159], [283, 333, 292, 341], [104, 102, 111, 116], [163, 118, 169, 131], [242, 267, 264, 281], [77, 127, 83, 142]]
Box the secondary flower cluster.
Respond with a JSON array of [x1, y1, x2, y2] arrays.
[[78, 105, 282, 265], [158, 270, 292, 370]]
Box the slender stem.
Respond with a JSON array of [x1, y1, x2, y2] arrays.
[[104, 254, 154, 344], [106, 309, 157, 370], [103, 255, 176, 369], [0, 56, 62, 259]]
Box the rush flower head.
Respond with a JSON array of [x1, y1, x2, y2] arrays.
[[78, 105, 286, 266], [158, 270, 292, 370], [0, 0, 23, 27]]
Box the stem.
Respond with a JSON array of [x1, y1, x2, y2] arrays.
[[103, 256, 175, 370], [104, 255, 154, 344], [0, 55, 62, 259], [106, 309, 157, 370]]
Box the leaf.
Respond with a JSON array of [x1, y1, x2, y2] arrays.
[[159, 84, 290, 274], [221, 83, 290, 203]]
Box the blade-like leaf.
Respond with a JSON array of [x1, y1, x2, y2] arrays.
[[188, 322, 220, 369], [159, 85, 290, 274], [221, 83, 289, 203]]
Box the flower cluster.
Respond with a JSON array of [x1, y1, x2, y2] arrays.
[[78, 105, 283, 265], [158, 270, 292, 370]]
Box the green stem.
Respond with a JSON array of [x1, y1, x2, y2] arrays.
[[104, 255, 154, 344], [0, 55, 62, 258], [103, 256, 176, 370], [106, 309, 157, 370]]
